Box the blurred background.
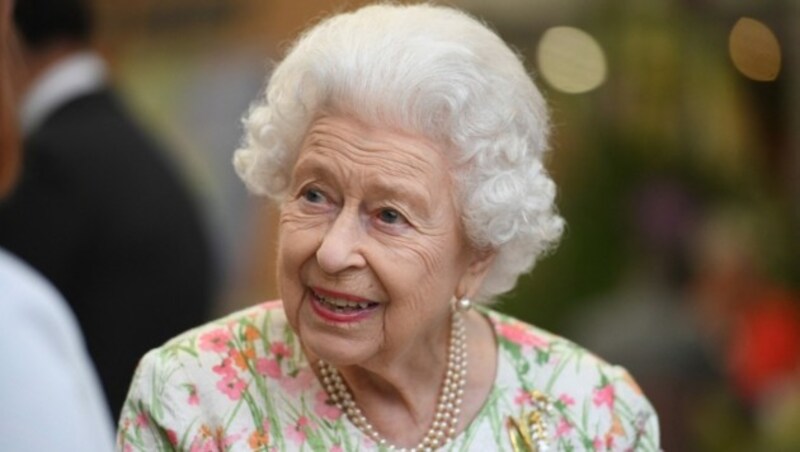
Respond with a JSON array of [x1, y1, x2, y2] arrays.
[[61, 0, 800, 449]]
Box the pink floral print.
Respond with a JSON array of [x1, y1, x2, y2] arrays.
[[593, 384, 616, 410], [285, 416, 313, 445], [255, 357, 281, 379], [211, 358, 236, 378], [497, 321, 549, 348], [135, 413, 148, 428], [165, 429, 179, 446], [514, 387, 533, 406], [198, 329, 231, 353], [555, 417, 573, 438], [558, 393, 575, 407], [216, 375, 247, 401], [187, 386, 200, 406], [117, 302, 659, 451], [278, 367, 314, 396], [270, 341, 292, 358], [314, 389, 342, 421]]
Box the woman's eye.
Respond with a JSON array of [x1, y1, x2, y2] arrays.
[[377, 208, 405, 225], [302, 188, 325, 204]]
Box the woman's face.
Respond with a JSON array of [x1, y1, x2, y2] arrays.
[[278, 115, 485, 367]]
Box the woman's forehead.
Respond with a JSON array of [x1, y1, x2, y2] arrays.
[[298, 116, 449, 173], [293, 116, 458, 212]]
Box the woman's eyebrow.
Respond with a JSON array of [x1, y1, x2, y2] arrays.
[[364, 178, 433, 216], [291, 156, 340, 184]]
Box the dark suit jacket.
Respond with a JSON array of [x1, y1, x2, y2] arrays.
[[0, 88, 216, 420]]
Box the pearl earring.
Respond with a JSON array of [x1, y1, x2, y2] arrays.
[[456, 297, 472, 312]]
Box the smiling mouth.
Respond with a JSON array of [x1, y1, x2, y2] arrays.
[[312, 290, 379, 313]]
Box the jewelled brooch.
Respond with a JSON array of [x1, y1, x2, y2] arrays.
[[506, 390, 554, 452]]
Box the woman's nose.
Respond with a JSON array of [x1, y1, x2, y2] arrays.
[[315, 207, 367, 274]]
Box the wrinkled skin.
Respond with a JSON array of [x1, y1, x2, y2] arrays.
[[278, 114, 493, 370]]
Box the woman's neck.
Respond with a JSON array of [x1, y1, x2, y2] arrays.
[[315, 309, 498, 448]]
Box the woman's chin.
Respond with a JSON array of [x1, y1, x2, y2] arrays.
[[297, 294, 383, 366], [302, 335, 376, 367]]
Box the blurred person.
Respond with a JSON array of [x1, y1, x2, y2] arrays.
[[0, 0, 216, 419], [118, 4, 659, 451], [0, 0, 113, 449], [690, 207, 800, 408], [684, 206, 800, 450]]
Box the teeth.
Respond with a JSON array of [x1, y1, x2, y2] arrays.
[[317, 293, 372, 311]]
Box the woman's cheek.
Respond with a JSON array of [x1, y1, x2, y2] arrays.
[[281, 201, 334, 230], [278, 209, 328, 285], [393, 235, 449, 275]]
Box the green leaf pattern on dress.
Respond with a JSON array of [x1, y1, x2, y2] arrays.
[[117, 301, 660, 451]]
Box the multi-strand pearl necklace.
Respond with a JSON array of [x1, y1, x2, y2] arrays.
[[318, 311, 468, 452]]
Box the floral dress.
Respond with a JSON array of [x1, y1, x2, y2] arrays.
[[118, 301, 659, 451]]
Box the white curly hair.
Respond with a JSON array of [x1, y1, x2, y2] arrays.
[[234, 3, 564, 303]]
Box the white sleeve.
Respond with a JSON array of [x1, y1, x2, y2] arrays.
[[0, 249, 115, 452]]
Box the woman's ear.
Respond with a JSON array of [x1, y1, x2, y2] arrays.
[[456, 249, 496, 300]]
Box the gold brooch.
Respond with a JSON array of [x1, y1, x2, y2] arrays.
[[507, 390, 554, 452]]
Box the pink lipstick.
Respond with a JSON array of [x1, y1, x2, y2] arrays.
[[309, 287, 379, 323]]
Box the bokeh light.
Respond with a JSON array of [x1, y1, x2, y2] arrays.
[[729, 17, 781, 82], [536, 26, 607, 94]]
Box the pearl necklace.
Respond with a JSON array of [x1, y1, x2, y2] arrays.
[[318, 311, 468, 452]]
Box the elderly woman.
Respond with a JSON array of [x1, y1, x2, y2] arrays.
[[118, 4, 659, 451]]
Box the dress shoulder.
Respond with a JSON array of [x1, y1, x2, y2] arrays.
[[159, 300, 287, 349], [118, 300, 302, 451], [484, 308, 660, 451]]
